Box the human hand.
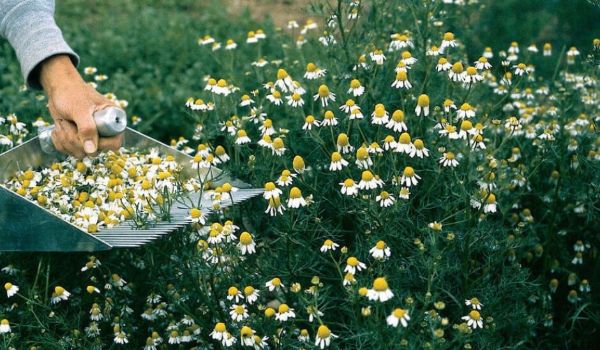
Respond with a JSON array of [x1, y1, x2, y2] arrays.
[[39, 55, 124, 158]]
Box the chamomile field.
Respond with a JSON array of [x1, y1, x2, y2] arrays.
[[0, 0, 599, 349]]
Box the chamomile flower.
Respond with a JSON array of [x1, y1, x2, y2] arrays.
[[4, 282, 18, 298], [277, 169, 296, 187], [385, 110, 408, 132], [367, 277, 394, 302], [395, 132, 414, 154], [355, 147, 373, 169], [383, 135, 397, 150], [465, 297, 483, 310], [265, 277, 284, 292], [409, 139, 429, 158], [439, 152, 459, 167], [211, 323, 228, 341], [400, 166, 420, 187], [462, 310, 484, 329], [449, 61, 465, 82], [230, 304, 249, 322], [371, 104, 390, 125], [263, 182, 282, 200], [330, 152, 348, 171], [187, 208, 206, 225], [286, 93, 305, 107], [440, 32, 457, 50], [369, 49, 386, 65], [271, 137, 287, 156], [320, 239, 340, 252], [376, 191, 396, 207], [386, 308, 410, 327], [513, 63, 528, 76], [463, 66, 483, 83], [321, 110, 338, 126], [339, 99, 357, 113], [238, 232, 256, 255], [303, 115, 320, 130], [244, 286, 260, 304], [336, 133, 354, 154], [475, 57, 492, 70], [51, 286, 71, 304], [543, 42, 552, 56], [470, 134, 486, 149], [0, 319, 10, 334], [415, 94, 430, 116], [369, 241, 391, 260], [315, 325, 337, 349], [287, 187, 308, 208], [275, 304, 296, 321], [348, 79, 365, 96], [304, 62, 326, 79], [275, 69, 295, 92], [359, 170, 384, 190], [266, 90, 283, 105], [266, 196, 286, 216], [391, 71, 412, 89], [235, 130, 251, 145], [436, 57, 452, 71], [314, 85, 336, 107], [344, 257, 367, 274], [340, 179, 359, 196]]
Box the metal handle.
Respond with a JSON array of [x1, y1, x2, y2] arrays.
[[39, 107, 128, 154]]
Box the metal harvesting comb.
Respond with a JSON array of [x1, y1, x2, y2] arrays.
[[0, 107, 262, 252]]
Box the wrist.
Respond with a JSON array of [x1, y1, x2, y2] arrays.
[[39, 55, 84, 95]]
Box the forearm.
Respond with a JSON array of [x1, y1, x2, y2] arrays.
[[0, 0, 79, 89], [40, 55, 84, 95]]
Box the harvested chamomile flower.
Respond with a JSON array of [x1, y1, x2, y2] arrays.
[[2, 148, 205, 232]]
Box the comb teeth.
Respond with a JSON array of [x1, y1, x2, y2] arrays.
[[96, 188, 263, 247]]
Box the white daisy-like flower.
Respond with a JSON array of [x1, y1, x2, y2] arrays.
[[265, 277, 284, 292], [344, 257, 366, 274], [320, 239, 339, 253], [4, 282, 18, 298], [386, 308, 410, 327], [340, 179, 359, 196], [400, 167, 420, 187], [263, 182, 283, 200], [314, 85, 336, 107], [329, 152, 349, 171], [462, 310, 484, 329], [314, 325, 338, 349], [358, 171, 384, 190], [347, 79, 365, 96], [367, 277, 394, 302], [275, 304, 296, 321], [439, 152, 459, 167], [187, 208, 206, 225], [376, 191, 396, 207], [287, 187, 308, 208], [229, 304, 249, 322], [238, 232, 256, 255], [243, 286, 260, 304], [370, 241, 391, 260], [465, 297, 483, 310], [371, 104, 389, 125]]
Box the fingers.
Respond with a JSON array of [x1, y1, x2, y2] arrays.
[[98, 133, 124, 152], [53, 120, 86, 158], [72, 109, 99, 154], [52, 120, 124, 159]]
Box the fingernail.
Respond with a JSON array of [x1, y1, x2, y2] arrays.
[[84, 140, 97, 154]]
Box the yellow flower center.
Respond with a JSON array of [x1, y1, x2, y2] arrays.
[[289, 187, 302, 199], [417, 94, 429, 107], [264, 182, 276, 191], [271, 278, 281, 286], [443, 32, 454, 41], [361, 171, 374, 181], [452, 61, 464, 73], [277, 68, 288, 80], [403, 166, 415, 177], [331, 152, 342, 162], [239, 232, 253, 245], [337, 133, 349, 146], [215, 322, 226, 332], [244, 286, 255, 295], [343, 179, 355, 187], [393, 308, 407, 318], [350, 79, 361, 88], [190, 208, 202, 218], [318, 85, 330, 97], [395, 71, 407, 81], [376, 240, 386, 249], [399, 132, 411, 144], [241, 326, 253, 337], [445, 152, 455, 160], [324, 111, 334, 119], [317, 325, 331, 338], [413, 139, 424, 149], [466, 66, 477, 75], [372, 277, 389, 291], [469, 310, 481, 320], [347, 257, 359, 266], [278, 304, 290, 313], [305, 115, 315, 123], [306, 63, 317, 72]]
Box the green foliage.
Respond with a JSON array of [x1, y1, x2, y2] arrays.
[[0, 0, 599, 349]]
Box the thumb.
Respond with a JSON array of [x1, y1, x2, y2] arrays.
[[74, 112, 99, 154]]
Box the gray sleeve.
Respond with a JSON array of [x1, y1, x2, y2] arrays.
[[0, 0, 79, 89]]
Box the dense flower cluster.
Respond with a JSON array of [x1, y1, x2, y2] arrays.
[[0, 0, 598, 348]]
